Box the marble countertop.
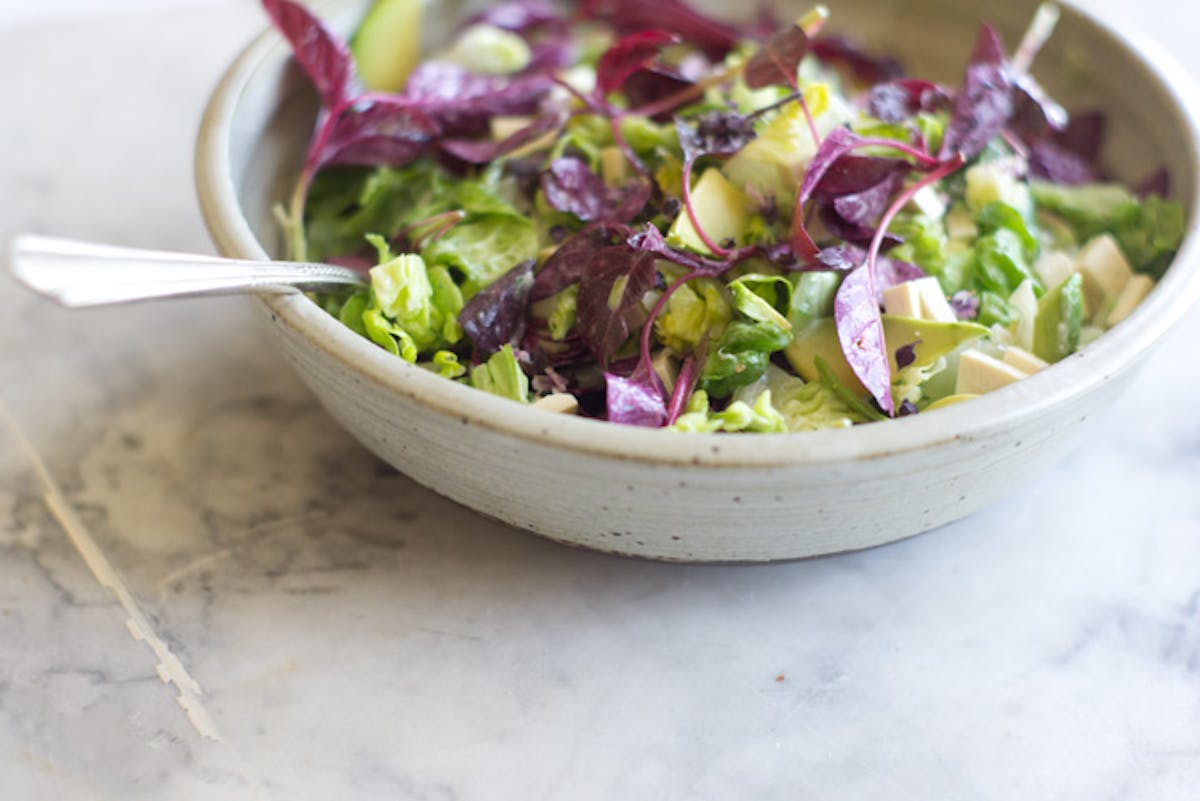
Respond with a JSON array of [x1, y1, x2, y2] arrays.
[[2, 2, 1198, 799]]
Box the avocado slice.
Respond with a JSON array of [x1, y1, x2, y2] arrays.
[[352, 0, 424, 92], [666, 168, 750, 255], [1032, 272, 1084, 363], [784, 315, 990, 393]]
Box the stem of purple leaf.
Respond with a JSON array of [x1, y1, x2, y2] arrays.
[[639, 268, 703, 373], [855, 136, 940, 167], [864, 153, 965, 280]]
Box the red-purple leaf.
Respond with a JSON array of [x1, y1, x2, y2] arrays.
[[541, 157, 650, 223], [811, 155, 907, 203], [402, 63, 552, 136], [621, 65, 695, 118], [626, 223, 753, 276], [744, 25, 809, 90], [1027, 139, 1096, 185], [605, 365, 667, 427], [309, 99, 440, 170], [530, 225, 630, 302], [817, 243, 922, 299], [1056, 110, 1106, 163], [939, 25, 1014, 160], [674, 111, 757, 162], [458, 259, 535, 354], [834, 262, 893, 415], [867, 79, 951, 124], [831, 168, 907, 225], [818, 204, 903, 249], [575, 247, 657, 365], [949, 290, 980, 320], [791, 127, 866, 261], [582, 0, 742, 60], [1136, 167, 1170, 199], [263, 0, 354, 107], [596, 29, 681, 97], [440, 112, 565, 164], [811, 35, 905, 86]]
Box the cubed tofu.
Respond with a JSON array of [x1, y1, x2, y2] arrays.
[[1106, 273, 1154, 326], [956, 349, 1029, 395], [1077, 234, 1134, 314], [882, 281, 923, 318], [1002, 345, 1048, 374], [913, 277, 957, 323], [532, 393, 580, 415]]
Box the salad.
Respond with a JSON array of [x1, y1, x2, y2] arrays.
[[264, 0, 1184, 432]]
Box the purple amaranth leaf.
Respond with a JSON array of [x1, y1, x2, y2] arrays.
[[810, 155, 906, 202], [263, 0, 354, 107], [440, 112, 565, 164], [867, 79, 951, 124], [605, 364, 667, 427], [402, 63, 552, 136], [894, 340, 919, 369], [310, 99, 441, 170], [574, 248, 657, 365], [582, 0, 742, 60], [458, 259, 535, 355], [743, 24, 810, 90], [621, 65, 695, 117], [939, 25, 1015, 161], [791, 127, 868, 262], [830, 168, 907, 225], [817, 243, 921, 298], [1009, 74, 1068, 141], [626, 223, 756, 276], [1027, 139, 1096, 185], [470, 1, 564, 32], [1056, 110, 1106, 163], [541, 157, 651, 223], [817, 204, 903, 250], [674, 110, 758, 162], [811, 35, 904, 86], [834, 262, 893, 415], [948, 290, 980, 320], [530, 224, 631, 302], [897, 399, 919, 416], [595, 29, 681, 97]]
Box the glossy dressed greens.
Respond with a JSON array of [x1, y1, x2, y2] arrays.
[[266, 0, 1184, 430]]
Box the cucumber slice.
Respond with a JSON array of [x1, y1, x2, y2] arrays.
[[351, 0, 424, 92]]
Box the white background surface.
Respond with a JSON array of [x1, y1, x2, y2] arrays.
[[1, 1, 1198, 799]]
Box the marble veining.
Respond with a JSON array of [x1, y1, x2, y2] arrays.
[[2, 1, 1199, 799]]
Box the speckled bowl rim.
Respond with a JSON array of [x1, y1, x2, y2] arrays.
[[197, 0, 1200, 470]]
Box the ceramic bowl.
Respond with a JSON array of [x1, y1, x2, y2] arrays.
[[196, 0, 1200, 561]]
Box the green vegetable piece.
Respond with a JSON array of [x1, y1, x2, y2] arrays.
[[337, 290, 370, 337], [654, 276, 732, 353], [1033, 273, 1084, 363], [423, 215, 539, 297], [785, 315, 989, 394], [701, 320, 792, 399], [352, 0, 424, 92], [739, 365, 866, 431], [788, 271, 840, 328], [729, 273, 792, 331], [666, 168, 750, 255], [362, 307, 418, 362], [439, 24, 531, 75], [469, 344, 529, 403], [670, 389, 787, 434], [975, 201, 1038, 259], [722, 99, 824, 208], [431, 350, 466, 379], [813, 356, 888, 423]]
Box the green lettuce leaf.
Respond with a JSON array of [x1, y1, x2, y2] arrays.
[[469, 344, 529, 402], [700, 320, 791, 399], [654, 276, 733, 353], [670, 389, 787, 433], [422, 215, 539, 296]]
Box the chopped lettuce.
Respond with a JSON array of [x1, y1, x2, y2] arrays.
[[670, 389, 787, 433], [469, 344, 529, 402], [700, 320, 791, 399], [653, 276, 733, 353]]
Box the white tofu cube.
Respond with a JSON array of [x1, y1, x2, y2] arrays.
[[913, 277, 957, 323], [882, 281, 923, 318], [1002, 345, 1048, 374], [956, 349, 1029, 395], [1106, 273, 1154, 327], [1077, 234, 1134, 313]]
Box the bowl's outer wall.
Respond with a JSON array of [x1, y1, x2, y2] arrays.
[[198, 0, 1200, 560]]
